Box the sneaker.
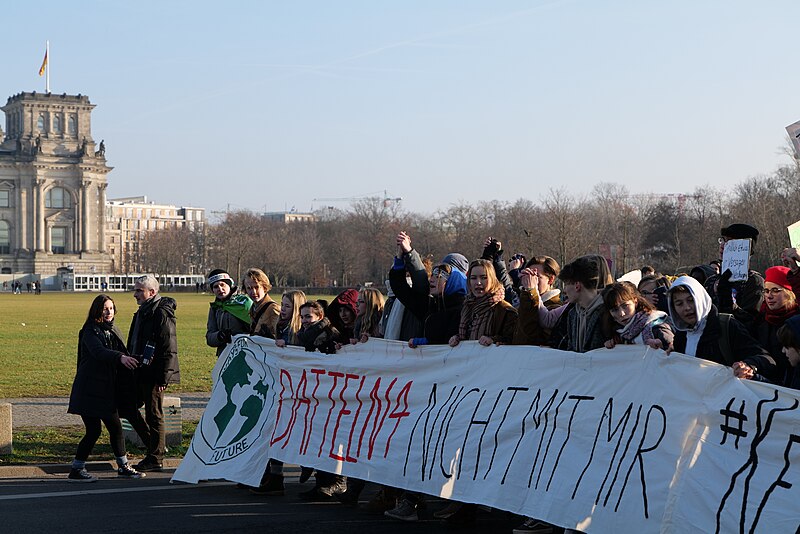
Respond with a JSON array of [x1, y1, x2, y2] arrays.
[[135, 459, 163, 472], [298, 466, 314, 483], [362, 487, 398, 514], [249, 474, 284, 496], [67, 468, 97, 483], [384, 498, 419, 522], [513, 518, 554, 534], [118, 464, 145, 479], [298, 479, 347, 501], [433, 501, 463, 519], [445, 503, 476, 525]]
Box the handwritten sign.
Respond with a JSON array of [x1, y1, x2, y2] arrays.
[[788, 219, 800, 249], [722, 238, 750, 282], [787, 119, 800, 160], [174, 337, 800, 533]]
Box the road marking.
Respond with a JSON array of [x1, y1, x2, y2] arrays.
[[0, 481, 229, 501]]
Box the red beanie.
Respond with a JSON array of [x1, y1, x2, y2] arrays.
[[765, 266, 792, 290]]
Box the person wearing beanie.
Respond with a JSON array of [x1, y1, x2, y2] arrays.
[[705, 223, 765, 329], [205, 268, 253, 357]]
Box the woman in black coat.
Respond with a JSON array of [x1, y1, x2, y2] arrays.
[[66, 294, 144, 482]]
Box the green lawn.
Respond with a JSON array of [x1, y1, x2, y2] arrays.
[[0, 421, 198, 465], [0, 291, 328, 398]]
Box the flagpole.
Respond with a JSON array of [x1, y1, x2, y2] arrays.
[[46, 40, 50, 93]]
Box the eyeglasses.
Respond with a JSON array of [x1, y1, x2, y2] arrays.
[[762, 288, 785, 296], [640, 290, 656, 296]]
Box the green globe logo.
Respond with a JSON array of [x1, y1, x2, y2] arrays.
[[192, 338, 275, 465]]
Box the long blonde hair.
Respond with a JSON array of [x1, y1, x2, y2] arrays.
[[282, 290, 306, 345], [466, 259, 502, 296], [357, 288, 385, 337]]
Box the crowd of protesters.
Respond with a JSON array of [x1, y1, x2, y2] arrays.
[[68, 220, 800, 533]]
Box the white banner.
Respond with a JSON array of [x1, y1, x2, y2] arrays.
[[173, 336, 800, 533]]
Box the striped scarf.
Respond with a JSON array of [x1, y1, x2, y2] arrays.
[[458, 286, 506, 340]]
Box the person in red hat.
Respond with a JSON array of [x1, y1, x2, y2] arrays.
[[736, 266, 800, 382]]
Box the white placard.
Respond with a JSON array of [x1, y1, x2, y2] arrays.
[[721, 238, 751, 282], [174, 337, 800, 534], [786, 119, 800, 159]]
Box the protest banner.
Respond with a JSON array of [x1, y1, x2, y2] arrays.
[[721, 238, 751, 282], [173, 337, 800, 533]]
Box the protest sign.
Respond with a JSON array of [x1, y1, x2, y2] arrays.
[[173, 337, 800, 533], [721, 238, 750, 282], [787, 119, 800, 160], [788, 219, 800, 249]]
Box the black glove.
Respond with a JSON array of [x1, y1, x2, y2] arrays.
[[716, 269, 734, 313], [319, 340, 337, 355], [217, 329, 232, 344], [481, 239, 502, 262]]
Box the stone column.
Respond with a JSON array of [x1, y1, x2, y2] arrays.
[[15, 186, 23, 252], [99, 183, 107, 252], [76, 185, 82, 253], [45, 222, 52, 253], [35, 179, 45, 252], [81, 182, 90, 253]]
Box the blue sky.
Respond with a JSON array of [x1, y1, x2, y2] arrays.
[[3, 1, 799, 215]]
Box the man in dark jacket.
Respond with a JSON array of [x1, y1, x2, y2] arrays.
[[128, 274, 180, 471]]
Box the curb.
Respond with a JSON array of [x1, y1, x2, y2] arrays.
[[0, 458, 182, 479]]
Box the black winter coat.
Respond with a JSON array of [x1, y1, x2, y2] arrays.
[[389, 264, 465, 344], [672, 306, 776, 379], [127, 296, 180, 386], [67, 322, 128, 418]]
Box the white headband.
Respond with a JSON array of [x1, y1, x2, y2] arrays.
[[208, 273, 232, 285]]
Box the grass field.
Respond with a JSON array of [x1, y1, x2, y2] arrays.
[[0, 291, 327, 398]]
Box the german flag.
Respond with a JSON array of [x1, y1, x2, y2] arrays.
[[38, 49, 48, 76]]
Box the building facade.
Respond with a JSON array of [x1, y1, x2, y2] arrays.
[[0, 92, 112, 274], [105, 196, 205, 273]]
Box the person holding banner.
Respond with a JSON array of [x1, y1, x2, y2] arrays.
[[205, 269, 252, 357], [602, 282, 673, 350], [742, 266, 799, 379], [550, 255, 610, 353], [449, 259, 518, 347], [439, 259, 517, 524], [351, 288, 384, 343], [274, 290, 307, 346], [666, 276, 775, 378]]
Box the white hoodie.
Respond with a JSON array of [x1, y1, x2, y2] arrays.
[[667, 275, 712, 357]]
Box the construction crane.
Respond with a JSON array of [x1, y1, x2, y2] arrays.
[[312, 190, 402, 209]]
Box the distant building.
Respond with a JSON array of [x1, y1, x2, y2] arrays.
[[105, 196, 205, 273], [262, 211, 316, 224], [0, 91, 112, 274]]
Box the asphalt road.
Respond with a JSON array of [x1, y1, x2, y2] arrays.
[[0, 466, 522, 533]]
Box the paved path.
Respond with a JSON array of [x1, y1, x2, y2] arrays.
[[0, 392, 210, 428]]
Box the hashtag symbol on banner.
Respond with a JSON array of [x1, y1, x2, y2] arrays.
[[719, 398, 747, 449]]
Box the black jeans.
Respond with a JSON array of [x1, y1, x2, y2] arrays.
[[124, 382, 165, 461], [75, 414, 125, 461]]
